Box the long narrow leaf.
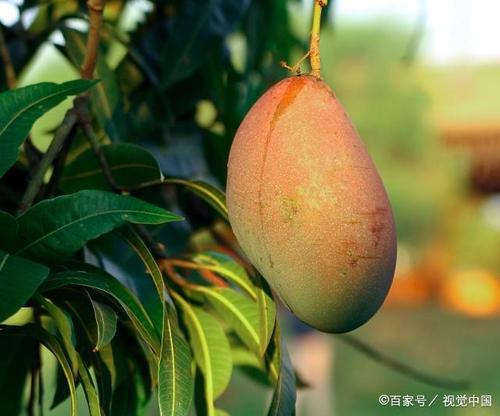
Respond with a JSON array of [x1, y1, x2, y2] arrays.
[[78, 355, 102, 416], [173, 292, 232, 416], [16, 190, 182, 262], [198, 286, 260, 355], [192, 252, 256, 300], [41, 266, 160, 353], [61, 144, 162, 193], [0, 79, 96, 177], [165, 179, 228, 220], [116, 226, 166, 303], [256, 275, 276, 356], [267, 325, 296, 416], [36, 295, 79, 374], [158, 305, 193, 416]]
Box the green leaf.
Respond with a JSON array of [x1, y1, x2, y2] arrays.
[[198, 285, 285, 385], [0, 330, 36, 415], [0, 249, 49, 322], [0, 79, 96, 177], [173, 292, 232, 415], [116, 226, 167, 337], [89, 232, 164, 332], [36, 295, 79, 374], [98, 343, 116, 385], [0, 210, 18, 251], [215, 409, 230, 416], [62, 28, 126, 141], [256, 275, 277, 357], [60, 143, 162, 193], [267, 325, 296, 416], [15, 190, 183, 262], [89, 295, 118, 351], [116, 226, 166, 304], [49, 289, 115, 413], [192, 251, 256, 299], [165, 179, 228, 220], [0, 324, 78, 416], [198, 286, 260, 355], [59, 289, 100, 350], [231, 345, 272, 387], [37, 304, 100, 416], [41, 265, 160, 354], [95, 343, 116, 413], [77, 354, 102, 416], [158, 305, 194, 416], [62, 289, 116, 413]]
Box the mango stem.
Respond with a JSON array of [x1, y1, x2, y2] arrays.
[[310, 0, 327, 78]]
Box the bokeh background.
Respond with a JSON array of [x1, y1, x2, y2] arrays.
[[1, 0, 499, 414]]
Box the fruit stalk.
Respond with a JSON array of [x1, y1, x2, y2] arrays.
[[310, 0, 328, 78]]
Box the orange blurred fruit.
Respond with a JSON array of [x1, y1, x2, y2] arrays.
[[385, 270, 434, 307], [438, 269, 500, 317]]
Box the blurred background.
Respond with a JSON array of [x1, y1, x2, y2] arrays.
[[1, 0, 499, 414]]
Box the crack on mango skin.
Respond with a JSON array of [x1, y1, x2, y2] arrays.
[[257, 77, 307, 228], [256, 77, 307, 274]]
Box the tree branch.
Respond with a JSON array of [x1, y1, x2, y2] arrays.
[[0, 24, 17, 89], [76, 1, 119, 193], [17, 0, 107, 212], [338, 334, 470, 390], [43, 127, 77, 198], [73, 96, 121, 191], [17, 111, 78, 213], [80, 0, 106, 79]]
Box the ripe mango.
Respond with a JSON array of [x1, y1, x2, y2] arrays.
[[226, 75, 397, 333]]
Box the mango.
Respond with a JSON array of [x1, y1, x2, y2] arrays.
[[226, 75, 397, 333]]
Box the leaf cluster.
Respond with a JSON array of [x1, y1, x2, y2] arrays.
[[0, 0, 316, 414]]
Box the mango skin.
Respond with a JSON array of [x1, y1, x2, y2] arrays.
[[226, 75, 397, 333]]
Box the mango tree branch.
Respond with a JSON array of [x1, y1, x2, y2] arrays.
[[73, 96, 121, 191], [0, 25, 16, 89], [309, 0, 328, 78], [338, 334, 470, 390], [76, 0, 121, 194], [17, 111, 78, 213], [17, 1, 107, 213], [80, 0, 106, 79]]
